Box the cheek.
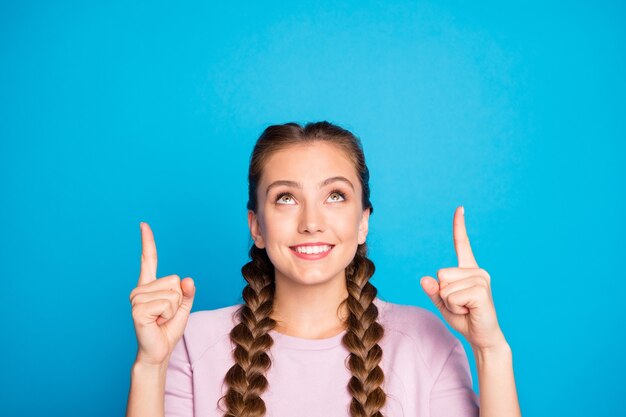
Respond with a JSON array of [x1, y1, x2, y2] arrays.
[[337, 212, 362, 240], [263, 211, 296, 241]]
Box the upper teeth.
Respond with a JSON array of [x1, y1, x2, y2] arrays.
[[294, 245, 332, 254]]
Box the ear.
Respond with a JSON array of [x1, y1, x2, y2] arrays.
[[248, 210, 266, 249], [357, 207, 370, 245]]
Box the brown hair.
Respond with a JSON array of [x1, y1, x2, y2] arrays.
[[219, 121, 386, 417]]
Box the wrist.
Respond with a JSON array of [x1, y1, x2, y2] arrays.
[[472, 340, 512, 365], [132, 357, 170, 378]]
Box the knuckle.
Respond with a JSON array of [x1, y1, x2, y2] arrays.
[[169, 289, 181, 304], [141, 253, 157, 261], [141, 254, 157, 266], [131, 305, 142, 321], [164, 300, 175, 317], [475, 274, 489, 287], [179, 301, 191, 314], [439, 287, 448, 299], [448, 291, 464, 306], [479, 268, 491, 280], [167, 274, 181, 285], [471, 276, 485, 287], [129, 290, 141, 305]]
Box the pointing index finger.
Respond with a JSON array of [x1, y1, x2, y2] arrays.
[[139, 222, 158, 286], [453, 206, 478, 268]]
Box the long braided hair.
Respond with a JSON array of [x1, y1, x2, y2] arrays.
[[219, 121, 386, 417]]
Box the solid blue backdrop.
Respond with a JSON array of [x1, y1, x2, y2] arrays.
[[1, 1, 624, 416]]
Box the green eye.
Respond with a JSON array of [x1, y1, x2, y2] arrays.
[[328, 190, 346, 202], [276, 193, 295, 204]]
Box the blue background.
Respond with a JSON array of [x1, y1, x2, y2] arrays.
[[1, 1, 624, 416]]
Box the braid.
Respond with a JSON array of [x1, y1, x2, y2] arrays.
[[220, 246, 277, 417], [342, 243, 386, 417], [237, 121, 382, 416]]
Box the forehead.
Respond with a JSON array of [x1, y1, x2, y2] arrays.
[[261, 141, 358, 183]]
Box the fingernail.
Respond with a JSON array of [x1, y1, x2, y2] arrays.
[[461, 206, 465, 215]]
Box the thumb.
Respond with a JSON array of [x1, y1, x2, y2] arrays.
[[180, 277, 196, 311], [164, 277, 195, 329], [420, 276, 446, 313], [159, 277, 196, 339]]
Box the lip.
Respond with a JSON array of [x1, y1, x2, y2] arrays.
[[289, 242, 335, 260], [290, 242, 334, 248]]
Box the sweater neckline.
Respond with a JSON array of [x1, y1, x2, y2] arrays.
[[269, 327, 347, 350], [268, 297, 387, 350]]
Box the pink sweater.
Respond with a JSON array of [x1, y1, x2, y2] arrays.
[[165, 297, 479, 416]]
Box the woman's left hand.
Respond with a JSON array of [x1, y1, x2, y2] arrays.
[[420, 206, 507, 350]]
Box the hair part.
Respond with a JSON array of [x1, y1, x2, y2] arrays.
[[219, 121, 386, 417]]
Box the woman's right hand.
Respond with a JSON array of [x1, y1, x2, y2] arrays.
[[129, 222, 196, 366]]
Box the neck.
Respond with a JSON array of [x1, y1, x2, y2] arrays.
[[271, 271, 350, 339]]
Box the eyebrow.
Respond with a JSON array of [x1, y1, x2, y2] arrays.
[[265, 176, 355, 196]]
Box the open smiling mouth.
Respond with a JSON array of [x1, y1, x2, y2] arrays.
[[289, 244, 335, 260]]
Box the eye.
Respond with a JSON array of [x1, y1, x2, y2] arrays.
[[327, 190, 346, 202], [276, 192, 296, 205]]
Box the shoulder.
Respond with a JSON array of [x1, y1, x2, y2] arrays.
[[375, 297, 454, 342], [374, 297, 463, 375], [181, 304, 242, 362]]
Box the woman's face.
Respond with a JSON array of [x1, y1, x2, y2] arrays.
[[248, 141, 370, 288]]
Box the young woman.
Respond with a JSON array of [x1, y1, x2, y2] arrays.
[[126, 122, 522, 417]]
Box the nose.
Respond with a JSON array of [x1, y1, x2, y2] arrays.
[[298, 202, 325, 234]]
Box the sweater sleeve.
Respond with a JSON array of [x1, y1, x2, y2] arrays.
[[164, 335, 194, 417], [430, 338, 479, 417]]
